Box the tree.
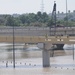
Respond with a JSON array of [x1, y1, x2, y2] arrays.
[[73, 10, 75, 13], [68, 10, 71, 13], [6, 16, 19, 26], [42, 12, 49, 23], [28, 13, 36, 22], [37, 11, 42, 17], [6, 16, 15, 26], [13, 18, 21, 26], [0, 18, 5, 25], [19, 14, 26, 24]]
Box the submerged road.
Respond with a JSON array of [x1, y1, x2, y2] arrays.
[[0, 26, 75, 36]]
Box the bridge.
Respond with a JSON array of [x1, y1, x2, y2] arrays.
[[0, 26, 75, 68], [0, 26, 75, 36], [0, 26, 75, 44], [0, 36, 75, 44]]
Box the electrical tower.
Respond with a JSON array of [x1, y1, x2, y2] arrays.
[[41, 0, 44, 14]]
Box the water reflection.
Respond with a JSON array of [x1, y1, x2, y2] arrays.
[[0, 43, 42, 61], [0, 43, 75, 61]]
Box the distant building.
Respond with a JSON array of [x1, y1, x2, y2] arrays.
[[49, 11, 75, 21], [12, 14, 20, 17]]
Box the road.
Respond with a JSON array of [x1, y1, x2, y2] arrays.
[[0, 26, 75, 36]]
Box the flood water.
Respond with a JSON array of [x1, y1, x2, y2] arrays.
[[0, 43, 42, 61], [0, 43, 75, 60], [0, 43, 75, 67], [0, 43, 75, 75]]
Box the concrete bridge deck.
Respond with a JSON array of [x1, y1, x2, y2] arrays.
[[0, 36, 75, 44]]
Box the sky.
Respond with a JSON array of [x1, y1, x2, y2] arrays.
[[0, 0, 75, 14]]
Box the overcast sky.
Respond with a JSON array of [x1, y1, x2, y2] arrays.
[[0, 0, 75, 14]]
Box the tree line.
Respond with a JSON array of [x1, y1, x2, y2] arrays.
[[0, 11, 75, 27]]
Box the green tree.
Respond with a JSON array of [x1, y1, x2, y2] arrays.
[[6, 16, 19, 26], [42, 12, 49, 23], [6, 16, 14, 26], [19, 14, 26, 24]]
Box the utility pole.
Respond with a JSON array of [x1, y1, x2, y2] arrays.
[[66, 0, 68, 27], [73, 44, 74, 60], [13, 20, 15, 68]]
